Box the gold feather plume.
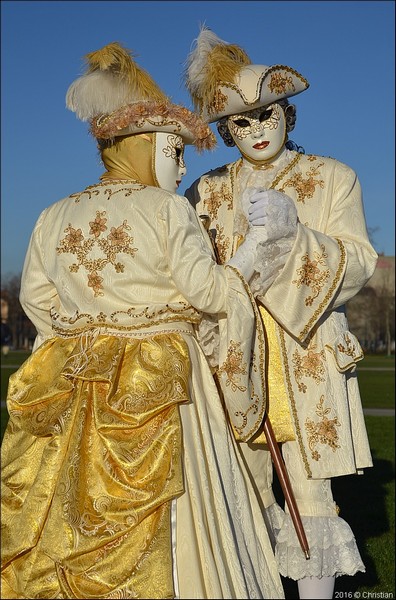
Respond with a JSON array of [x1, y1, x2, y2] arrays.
[[85, 42, 166, 103], [66, 42, 167, 121], [185, 27, 251, 114]]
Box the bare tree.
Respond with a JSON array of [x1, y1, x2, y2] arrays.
[[1, 273, 36, 350]]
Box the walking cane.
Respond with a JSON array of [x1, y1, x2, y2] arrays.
[[200, 215, 310, 560], [262, 409, 310, 559]]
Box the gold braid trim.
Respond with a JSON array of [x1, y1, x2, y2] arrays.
[[298, 238, 346, 341], [278, 326, 312, 478]]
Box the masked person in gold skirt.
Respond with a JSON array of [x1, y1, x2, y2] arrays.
[[183, 26, 378, 600], [0, 43, 285, 600]]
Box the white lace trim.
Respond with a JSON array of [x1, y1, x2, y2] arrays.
[[272, 513, 365, 579], [251, 236, 296, 296]]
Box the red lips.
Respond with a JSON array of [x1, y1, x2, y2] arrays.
[[253, 141, 270, 150]]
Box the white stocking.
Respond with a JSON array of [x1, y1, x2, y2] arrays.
[[297, 576, 335, 599]]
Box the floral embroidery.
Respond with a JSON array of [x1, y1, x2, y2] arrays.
[[218, 340, 247, 392], [214, 225, 230, 265], [268, 72, 295, 95], [337, 333, 359, 357], [292, 345, 326, 393], [292, 244, 330, 306], [89, 211, 107, 237], [305, 396, 341, 461], [56, 210, 138, 297], [298, 239, 346, 341], [203, 179, 233, 220], [280, 163, 325, 203]]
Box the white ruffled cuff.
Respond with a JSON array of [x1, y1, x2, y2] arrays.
[[272, 513, 365, 579], [250, 234, 296, 297]]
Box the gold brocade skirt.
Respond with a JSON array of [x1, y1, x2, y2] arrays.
[[1, 333, 191, 599]]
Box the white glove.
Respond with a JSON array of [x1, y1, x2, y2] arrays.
[[226, 227, 267, 281], [245, 188, 298, 242]]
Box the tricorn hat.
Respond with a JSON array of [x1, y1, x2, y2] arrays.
[[185, 27, 309, 123], [66, 42, 216, 151]]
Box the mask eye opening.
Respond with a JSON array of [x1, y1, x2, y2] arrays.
[[233, 118, 251, 128], [259, 109, 273, 122]]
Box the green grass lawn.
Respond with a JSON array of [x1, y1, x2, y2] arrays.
[[1, 351, 394, 597]]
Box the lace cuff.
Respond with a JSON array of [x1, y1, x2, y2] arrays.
[[251, 234, 296, 297], [273, 514, 365, 579]]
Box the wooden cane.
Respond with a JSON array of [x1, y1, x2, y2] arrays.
[[262, 414, 310, 559]]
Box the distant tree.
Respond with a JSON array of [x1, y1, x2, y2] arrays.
[[346, 287, 378, 351], [1, 273, 36, 350], [347, 256, 395, 354], [367, 226, 379, 251]]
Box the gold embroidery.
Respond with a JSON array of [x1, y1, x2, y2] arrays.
[[233, 395, 261, 438], [208, 88, 229, 115], [280, 163, 325, 203], [71, 180, 146, 203], [51, 303, 201, 335], [56, 210, 138, 297], [337, 333, 359, 357], [292, 345, 326, 393], [214, 224, 230, 265], [218, 340, 248, 393], [268, 72, 295, 95], [203, 179, 233, 220], [299, 239, 346, 340], [292, 244, 330, 306], [225, 265, 267, 441], [278, 327, 312, 477], [270, 152, 302, 188], [305, 396, 341, 461]]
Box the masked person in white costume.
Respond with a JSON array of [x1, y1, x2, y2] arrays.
[[0, 43, 285, 600], [183, 27, 378, 600]]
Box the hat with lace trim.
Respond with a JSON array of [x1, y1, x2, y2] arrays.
[[184, 26, 309, 123], [66, 42, 216, 151]]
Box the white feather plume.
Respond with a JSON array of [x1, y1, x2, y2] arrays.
[[66, 42, 167, 121], [185, 26, 228, 95], [66, 71, 134, 121]]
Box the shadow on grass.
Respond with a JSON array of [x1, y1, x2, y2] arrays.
[[273, 451, 394, 599]]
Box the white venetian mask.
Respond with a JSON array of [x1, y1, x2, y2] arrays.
[[153, 132, 187, 193], [227, 103, 287, 163]]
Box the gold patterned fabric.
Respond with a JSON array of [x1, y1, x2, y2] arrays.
[[1, 333, 190, 599], [256, 305, 296, 443]]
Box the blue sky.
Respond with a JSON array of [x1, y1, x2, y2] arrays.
[[1, 0, 395, 276]]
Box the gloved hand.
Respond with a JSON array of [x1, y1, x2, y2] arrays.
[[226, 226, 268, 281], [244, 188, 298, 242]]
